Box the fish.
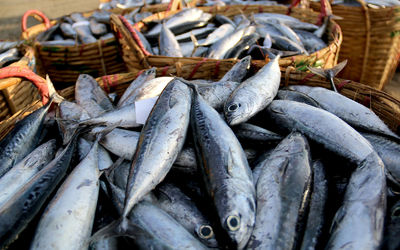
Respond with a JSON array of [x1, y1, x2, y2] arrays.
[[0, 48, 19, 67], [124, 76, 174, 102], [294, 29, 327, 53], [214, 14, 236, 27], [0, 132, 79, 248], [306, 60, 348, 92], [246, 132, 312, 250], [156, 183, 219, 248], [300, 160, 328, 250], [189, 84, 255, 249], [219, 55, 252, 83], [0, 41, 22, 54], [40, 40, 76, 46], [288, 85, 399, 139], [90, 18, 108, 36], [224, 52, 281, 125], [198, 23, 235, 47], [175, 24, 215, 43], [145, 8, 205, 38], [159, 22, 183, 57], [78, 138, 113, 171], [0, 140, 56, 208], [0, 101, 51, 178], [207, 25, 256, 59], [123, 78, 191, 218], [91, 10, 111, 24], [225, 33, 261, 59], [269, 22, 307, 54], [70, 13, 97, 44], [117, 67, 156, 108], [198, 80, 241, 110], [252, 13, 319, 31], [75, 74, 114, 117], [31, 139, 101, 250], [174, 147, 197, 170], [60, 23, 77, 39]]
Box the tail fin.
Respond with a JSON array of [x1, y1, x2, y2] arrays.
[[46, 75, 64, 104], [308, 60, 348, 79]]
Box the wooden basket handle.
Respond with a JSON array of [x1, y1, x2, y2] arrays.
[[0, 66, 49, 104], [21, 10, 51, 33]]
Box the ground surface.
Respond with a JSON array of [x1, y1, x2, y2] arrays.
[[0, 0, 399, 99]]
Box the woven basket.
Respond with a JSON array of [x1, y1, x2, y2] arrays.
[[0, 46, 41, 122], [310, 0, 400, 90], [21, 10, 127, 86], [110, 5, 342, 72]]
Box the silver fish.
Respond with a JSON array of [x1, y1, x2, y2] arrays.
[[60, 23, 77, 39], [58, 100, 91, 144], [117, 68, 156, 108], [246, 132, 312, 250], [288, 85, 399, 139], [90, 18, 108, 36], [0, 133, 78, 248], [0, 101, 51, 178], [79, 138, 113, 171], [31, 140, 101, 250], [75, 74, 114, 117], [300, 160, 328, 250], [200, 23, 235, 46], [123, 79, 191, 218], [190, 85, 255, 249], [156, 183, 219, 248], [224, 53, 281, 125], [252, 13, 319, 31], [0, 140, 56, 208], [159, 22, 183, 57], [294, 29, 327, 53]]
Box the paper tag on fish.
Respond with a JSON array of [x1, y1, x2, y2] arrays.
[[135, 96, 159, 124]]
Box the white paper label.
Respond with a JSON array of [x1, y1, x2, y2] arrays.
[[135, 96, 159, 125]]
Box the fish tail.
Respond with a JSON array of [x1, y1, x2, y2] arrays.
[[89, 217, 126, 245], [46, 75, 64, 104], [308, 60, 347, 79]]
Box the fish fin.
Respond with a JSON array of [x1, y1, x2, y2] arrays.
[[307, 66, 329, 79], [46, 75, 64, 104], [265, 49, 282, 60], [226, 148, 235, 177], [93, 123, 119, 141], [329, 60, 348, 77]]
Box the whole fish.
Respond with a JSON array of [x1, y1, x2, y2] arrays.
[[90, 18, 108, 36], [60, 23, 77, 39], [156, 183, 219, 248], [117, 67, 156, 108], [288, 85, 399, 139], [0, 140, 56, 207], [123, 79, 191, 218], [224, 53, 281, 125], [145, 8, 205, 38], [207, 26, 256, 59], [75, 74, 114, 117], [0, 101, 51, 178], [300, 160, 328, 250], [190, 85, 255, 249], [225, 33, 260, 59], [31, 140, 101, 250], [0, 133, 78, 248], [246, 132, 312, 250], [159, 23, 183, 57]]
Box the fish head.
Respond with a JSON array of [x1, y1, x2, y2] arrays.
[[220, 193, 256, 249], [196, 224, 219, 248], [224, 96, 253, 126]]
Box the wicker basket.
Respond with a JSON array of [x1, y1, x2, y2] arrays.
[[310, 0, 400, 90], [110, 5, 343, 72], [0, 46, 41, 122], [21, 9, 127, 86]]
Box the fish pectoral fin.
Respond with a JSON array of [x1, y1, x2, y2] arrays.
[[168, 95, 179, 109], [226, 148, 236, 177], [330, 60, 348, 77]]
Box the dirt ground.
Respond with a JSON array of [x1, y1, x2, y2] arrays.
[[0, 0, 399, 99]]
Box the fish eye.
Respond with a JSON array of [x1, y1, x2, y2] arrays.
[[392, 207, 400, 217], [199, 225, 214, 239], [228, 103, 241, 112], [226, 215, 240, 231]]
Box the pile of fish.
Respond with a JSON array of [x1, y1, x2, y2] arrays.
[[313, 0, 400, 7], [201, 0, 286, 6], [0, 41, 24, 68], [1, 54, 400, 250], [35, 11, 114, 46], [100, 0, 169, 10], [135, 8, 328, 59]]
